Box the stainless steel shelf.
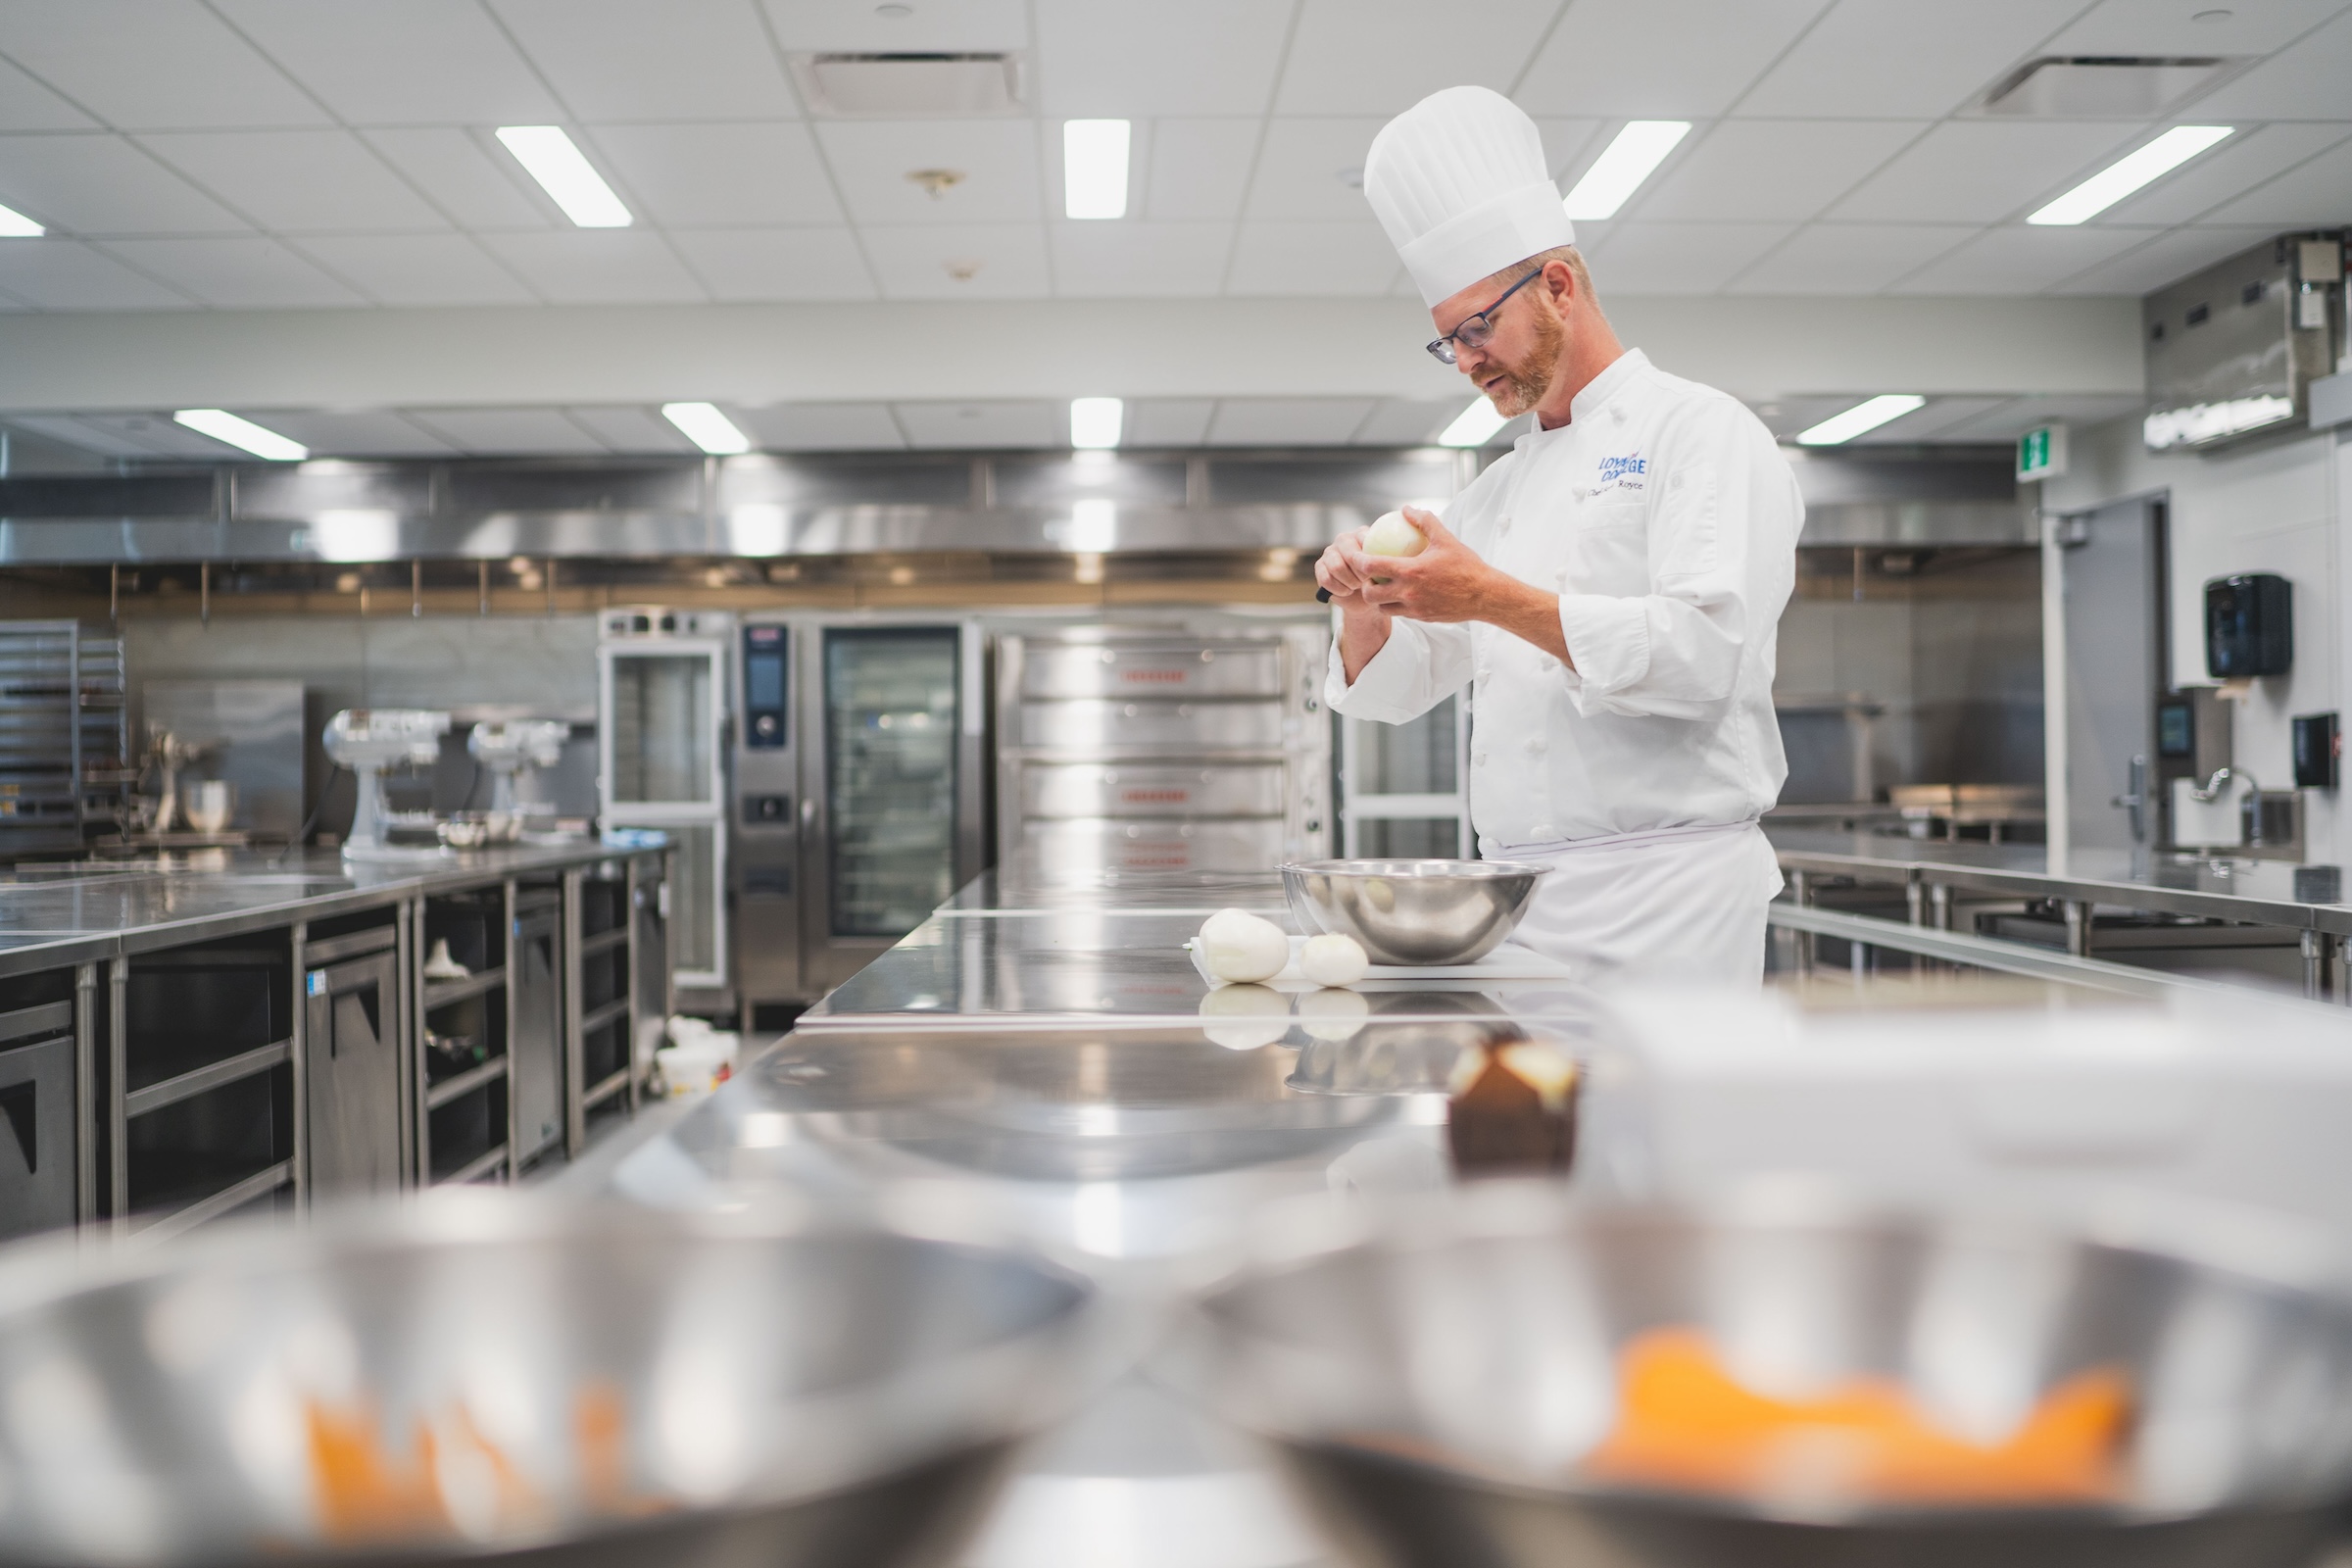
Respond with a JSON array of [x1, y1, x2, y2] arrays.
[[124, 1038, 290, 1119], [582, 1066, 632, 1109], [424, 1054, 508, 1110], [439, 1144, 510, 1185], [132, 1159, 292, 1242], [422, 966, 506, 1010], [578, 927, 629, 957], [579, 998, 630, 1036], [0, 999, 72, 1046]]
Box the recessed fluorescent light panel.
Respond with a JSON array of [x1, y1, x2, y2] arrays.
[[662, 402, 751, 455], [0, 203, 41, 237], [2028, 124, 2231, 224], [1063, 120, 1130, 220], [1562, 121, 1690, 220], [1070, 397, 1123, 449], [495, 126, 632, 228], [1795, 395, 1926, 446], [173, 409, 307, 461], [1438, 399, 1509, 448]]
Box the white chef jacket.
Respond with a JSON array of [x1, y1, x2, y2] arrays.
[[1327, 348, 1800, 851], [1326, 349, 1800, 987]]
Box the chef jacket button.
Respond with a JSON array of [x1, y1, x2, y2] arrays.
[[1533, 823, 1555, 838], [1539, 656, 1558, 672], [1572, 487, 1589, 501], [1475, 666, 1492, 681], [1524, 737, 1545, 755], [1473, 751, 1488, 766]]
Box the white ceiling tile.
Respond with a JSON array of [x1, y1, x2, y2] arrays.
[[1725, 222, 1981, 293], [2099, 123, 2352, 227], [1633, 121, 1924, 222], [288, 234, 536, 305], [1125, 398, 1216, 446], [564, 406, 701, 453], [363, 129, 556, 230], [99, 236, 365, 306], [2046, 225, 2280, 295], [1936, 394, 2146, 441], [4, 414, 162, 457], [1531, 119, 1607, 180], [668, 228, 875, 301], [2189, 8, 2352, 119], [65, 411, 237, 458], [490, 0, 800, 121], [1244, 119, 1389, 220], [1050, 221, 1232, 297], [1889, 224, 2154, 295], [213, 0, 564, 124], [1143, 120, 1260, 220], [405, 408, 609, 454], [730, 403, 906, 450], [0, 1, 327, 128], [1033, 0, 1291, 117], [760, 0, 1029, 52], [1207, 397, 1377, 445], [1225, 220, 1398, 296], [2199, 137, 2352, 226], [0, 134, 247, 234], [0, 56, 95, 131], [136, 130, 448, 232], [1739, 0, 2074, 119], [1518, 0, 1833, 118], [861, 222, 1050, 298], [1274, 0, 1560, 116], [589, 122, 844, 227], [243, 410, 460, 455], [1586, 222, 1797, 293], [895, 400, 1058, 448], [475, 231, 710, 303], [1352, 397, 1468, 446], [1828, 121, 2141, 223], [2043, 0, 2347, 56], [815, 120, 1043, 224], [0, 240, 194, 308]]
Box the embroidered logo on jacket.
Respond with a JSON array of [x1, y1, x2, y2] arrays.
[[1592, 453, 1647, 496]]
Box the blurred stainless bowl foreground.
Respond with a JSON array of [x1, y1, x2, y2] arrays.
[[0, 1195, 1101, 1567], [1282, 859, 1548, 966], [1184, 1184, 2352, 1568]]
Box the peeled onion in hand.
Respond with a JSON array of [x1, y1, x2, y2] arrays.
[[1199, 907, 1290, 984], [1298, 932, 1369, 988], [1363, 511, 1428, 560]]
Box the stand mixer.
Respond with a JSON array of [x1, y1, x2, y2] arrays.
[[323, 709, 450, 860], [466, 719, 567, 835]]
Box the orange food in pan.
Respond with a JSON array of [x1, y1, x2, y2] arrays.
[[1584, 1328, 2132, 1505]]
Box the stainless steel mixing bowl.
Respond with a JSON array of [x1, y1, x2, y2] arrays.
[[1281, 859, 1548, 965], [1186, 1184, 2352, 1568], [0, 1194, 1101, 1566]]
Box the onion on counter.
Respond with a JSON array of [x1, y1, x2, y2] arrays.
[[1298, 932, 1368, 988], [1199, 907, 1290, 984]]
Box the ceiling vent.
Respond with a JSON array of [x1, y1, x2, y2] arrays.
[[795, 53, 1023, 117], [1979, 56, 2234, 118]]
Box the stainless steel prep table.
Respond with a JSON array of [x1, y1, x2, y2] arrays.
[[1768, 823, 2352, 992], [0, 839, 668, 1240]]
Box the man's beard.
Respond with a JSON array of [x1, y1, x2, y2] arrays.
[[1482, 303, 1566, 417]]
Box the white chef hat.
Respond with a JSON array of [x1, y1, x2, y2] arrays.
[[1363, 85, 1575, 308]]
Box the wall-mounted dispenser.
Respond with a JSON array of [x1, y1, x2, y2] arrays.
[[2294, 711, 2339, 789], [2206, 573, 2292, 678]]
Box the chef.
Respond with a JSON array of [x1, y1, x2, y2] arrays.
[[1316, 85, 1801, 989]]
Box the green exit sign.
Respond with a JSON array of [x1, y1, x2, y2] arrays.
[[2017, 422, 2069, 481]]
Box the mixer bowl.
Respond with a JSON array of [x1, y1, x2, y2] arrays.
[[0, 1194, 1100, 1567], [1188, 1184, 2352, 1568], [1281, 859, 1547, 965]]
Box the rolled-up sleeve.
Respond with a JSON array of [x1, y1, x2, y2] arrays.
[[1557, 400, 1799, 720], [1324, 615, 1474, 723]]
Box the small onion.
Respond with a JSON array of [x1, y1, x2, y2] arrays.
[[1298, 932, 1369, 988]]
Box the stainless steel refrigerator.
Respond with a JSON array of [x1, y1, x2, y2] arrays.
[[598, 608, 733, 1008], [732, 614, 987, 1013]]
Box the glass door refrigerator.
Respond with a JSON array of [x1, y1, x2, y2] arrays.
[[598, 609, 733, 1007], [790, 617, 986, 1000]]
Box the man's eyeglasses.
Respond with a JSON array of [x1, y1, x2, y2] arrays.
[[1425, 267, 1543, 365]]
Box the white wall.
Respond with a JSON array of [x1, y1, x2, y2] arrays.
[[2042, 416, 2347, 861]]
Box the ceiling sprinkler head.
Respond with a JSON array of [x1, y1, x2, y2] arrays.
[[875, 2, 912, 15], [907, 168, 966, 199], [1337, 166, 1364, 189], [943, 258, 983, 281]]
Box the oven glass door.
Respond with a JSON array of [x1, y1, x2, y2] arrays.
[[823, 628, 959, 939]]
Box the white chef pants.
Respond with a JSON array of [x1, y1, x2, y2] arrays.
[[1489, 819, 1783, 989]]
